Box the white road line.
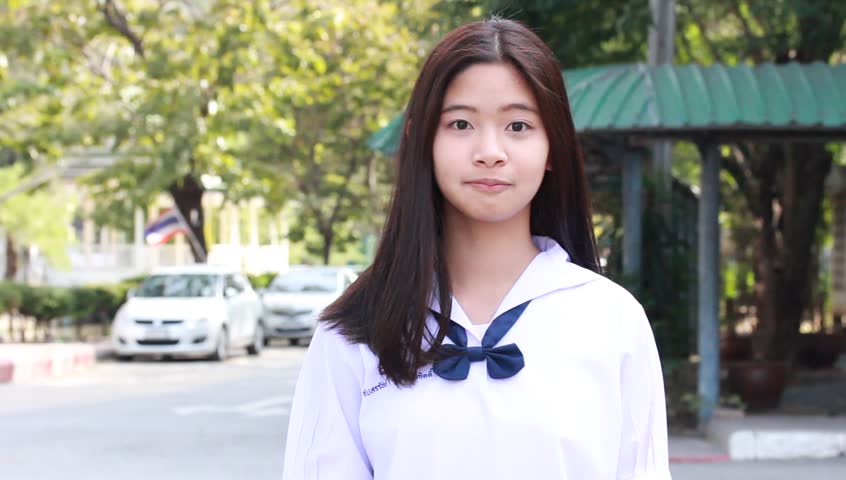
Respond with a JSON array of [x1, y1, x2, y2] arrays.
[[173, 395, 292, 417]]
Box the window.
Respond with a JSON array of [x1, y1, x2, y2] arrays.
[[224, 275, 244, 296], [135, 274, 219, 298], [267, 269, 338, 293]]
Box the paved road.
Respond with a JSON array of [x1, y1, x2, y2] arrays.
[[0, 344, 304, 480], [671, 459, 846, 479], [1, 343, 844, 480]]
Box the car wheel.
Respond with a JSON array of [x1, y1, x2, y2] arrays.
[[116, 354, 134, 362], [210, 327, 229, 362], [263, 336, 271, 347], [289, 337, 301, 346], [247, 323, 264, 356]]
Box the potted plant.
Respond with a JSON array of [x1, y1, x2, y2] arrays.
[[727, 300, 792, 411], [727, 356, 789, 411]]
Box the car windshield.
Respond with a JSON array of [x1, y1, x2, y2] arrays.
[[268, 270, 337, 293], [135, 274, 219, 298]]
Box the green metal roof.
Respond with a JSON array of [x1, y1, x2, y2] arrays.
[[368, 61, 846, 154]]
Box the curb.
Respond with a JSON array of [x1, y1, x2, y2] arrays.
[[669, 455, 731, 464], [0, 357, 12, 383], [707, 415, 846, 460], [0, 344, 97, 384]]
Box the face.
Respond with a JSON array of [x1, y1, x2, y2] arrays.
[[432, 62, 549, 226]]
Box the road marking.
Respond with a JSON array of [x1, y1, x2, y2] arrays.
[[173, 395, 291, 417]]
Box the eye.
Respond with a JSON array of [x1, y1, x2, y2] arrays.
[[448, 119, 472, 130], [507, 121, 531, 132]]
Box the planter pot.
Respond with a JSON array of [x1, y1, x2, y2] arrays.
[[720, 333, 752, 362], [795, 333, 844, 369], [727, 361, 789, 412]]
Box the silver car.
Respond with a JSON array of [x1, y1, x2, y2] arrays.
[[259, 266, 357, 345]]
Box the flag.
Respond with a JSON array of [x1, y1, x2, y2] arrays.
[[144, 208, 190, 246]]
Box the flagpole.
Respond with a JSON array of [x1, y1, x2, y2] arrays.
[[172, 206, 208, 263]]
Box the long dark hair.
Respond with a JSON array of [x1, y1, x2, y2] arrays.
[[322, 18, 599, 386]]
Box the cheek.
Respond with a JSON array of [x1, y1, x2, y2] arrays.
[[513, 138, 550, 182], [432, 133, 461, 187]]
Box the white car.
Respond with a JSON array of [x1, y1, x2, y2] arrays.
[[111, 265, 265, 361], [260, 266, 358, 345]]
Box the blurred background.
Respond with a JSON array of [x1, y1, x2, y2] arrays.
[[1, 1, 845, 479]]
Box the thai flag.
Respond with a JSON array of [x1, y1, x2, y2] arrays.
[[144, 208, 190, 245]]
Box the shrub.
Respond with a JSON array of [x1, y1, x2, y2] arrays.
[[0, 282, 24, 312]]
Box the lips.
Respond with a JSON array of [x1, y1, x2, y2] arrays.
[[465, 178, 512, 192]]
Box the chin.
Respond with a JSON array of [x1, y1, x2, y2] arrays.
[[458, 207, 525, 224]]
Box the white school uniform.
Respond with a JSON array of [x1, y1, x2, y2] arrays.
[[283, 236, 671, 480]]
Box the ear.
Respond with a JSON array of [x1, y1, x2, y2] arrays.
[[546, 160, 552, 172], [404, 119, 412, 138]]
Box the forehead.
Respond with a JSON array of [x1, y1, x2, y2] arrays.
[[443, 62, 537, 109]]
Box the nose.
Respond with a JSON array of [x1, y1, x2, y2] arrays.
[[472, 129, 507, 167]]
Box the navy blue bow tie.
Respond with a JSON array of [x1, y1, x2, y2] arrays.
[[432, 300, 530, 381]]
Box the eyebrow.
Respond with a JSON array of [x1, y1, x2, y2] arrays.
[[441, 103, 539, 114]]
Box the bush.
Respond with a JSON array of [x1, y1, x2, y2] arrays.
[[0, 282, 24, 312], [5, 281, 131, 330], [67, 286, 101, 321], [0, 280, 144, 341]]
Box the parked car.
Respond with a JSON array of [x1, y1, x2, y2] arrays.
[[260, 266, 358, 345], [111, 265, 264, 361]]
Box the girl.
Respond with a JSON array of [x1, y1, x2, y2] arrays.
[[283, 18, 671, 480]]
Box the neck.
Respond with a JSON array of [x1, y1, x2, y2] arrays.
[[443, 206, 540, 294]]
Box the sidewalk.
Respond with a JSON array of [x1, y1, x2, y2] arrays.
[[0, 343, 99, 384], [669, 434, 730, 463], [669, 413, 846, 463], [706, 414, 846, 461]]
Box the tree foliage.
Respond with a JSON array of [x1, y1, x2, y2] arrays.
[[0, 165, 73, 275], [1, 0, 428, 264]]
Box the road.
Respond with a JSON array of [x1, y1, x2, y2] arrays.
[[1, 343, 844, 480], [0, 344, 303, 480]]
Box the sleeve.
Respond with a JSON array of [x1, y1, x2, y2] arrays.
[[616, 300, 673, 480], [283, 324, 373, 480]]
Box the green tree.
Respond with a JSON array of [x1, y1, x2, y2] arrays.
[[228, 0, 420, 263], [0, 165, 73, 279], [2, 0, 426, 264], [466, 0, 651, 67], [675, 0, 846, 360]]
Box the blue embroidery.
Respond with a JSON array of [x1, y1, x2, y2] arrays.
[[362, 380, 387, 397], [362, 368, 434, 397]]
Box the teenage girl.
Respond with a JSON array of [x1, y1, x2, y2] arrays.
[[283, 18, 671, 480]]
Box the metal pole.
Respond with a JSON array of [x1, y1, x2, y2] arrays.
[[648, 0, 676, 65], [648, 0, 676, 189], [697, 141, 721, 427], [623, 150, 644, 278]]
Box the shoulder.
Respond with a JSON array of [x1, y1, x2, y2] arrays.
[[560, 263, 644, 313], [307, 322, 370, 375], [539, 263, 649, 346]]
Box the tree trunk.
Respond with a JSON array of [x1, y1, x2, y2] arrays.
[[167, 174, 207, 263], [6, 311, 13, 342], [320, 227, 334, 265], [4, 235, 17, 280], [752, 143, 832, 361]]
